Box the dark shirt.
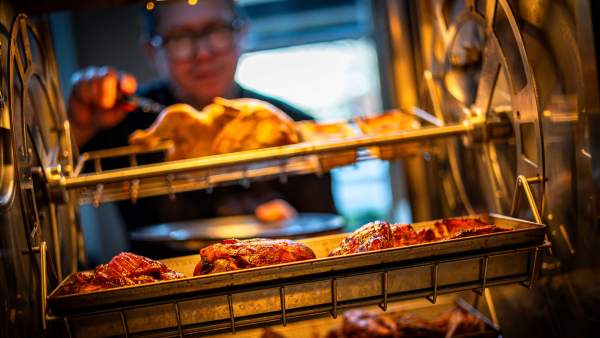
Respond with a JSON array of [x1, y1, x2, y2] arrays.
[[82, 82, 337, 230]]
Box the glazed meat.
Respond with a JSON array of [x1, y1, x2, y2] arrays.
[[194, 238, 316, 276], [59, 252, 184, 295], [330, 218, 507, 256], [129, 97, 299, 160], [328, 221, 394, 256], [435, 218, 504, 238]]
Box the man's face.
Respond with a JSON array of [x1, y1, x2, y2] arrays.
[[151, 1, 241, 107]]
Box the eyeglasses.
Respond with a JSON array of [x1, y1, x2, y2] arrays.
[[150, 20, 243, 61]]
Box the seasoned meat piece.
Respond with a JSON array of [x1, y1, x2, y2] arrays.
[[260, 328, 288, 338], [60, 252, 184, 295], [341, 310, 398, 338], [329, 221, 393, 256], [430, 307, 485, 336], [435, 218, 506, 238], [395, 313, 446, 337], [330, 218, 507, 256], [194, 238, 316, 276], [129, 97, 299, 160], [390, 224, 419, 246]]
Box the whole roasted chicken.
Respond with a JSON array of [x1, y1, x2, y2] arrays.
[[194, 238, 316, 276], [129, 97, 299, 160], [329, 218, 506, 256], [59, 252, 184, 295]]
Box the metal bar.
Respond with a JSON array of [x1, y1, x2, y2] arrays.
[[331, 278, 338, 318], [484, 288, 499, 327], [474, 256, 489, 296], [77, 157, 318, 204], [227, 294, 236, 334], [63, 317, 73, 338], [80, 141, 173, 162], [48, 203, 62, 279], [120, 310, 129, 338], [174, 302, 183, 338], [61, 123, 472, 189], [525, 247, 540, 289], [378, 271, 389, 311], [426, 263, 440, 303], [511, 175, 542, 224], [40, 241, 47, 331], [279, 286, 287, 326]]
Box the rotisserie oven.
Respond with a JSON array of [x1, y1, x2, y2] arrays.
[[1, 0, 599, 337]]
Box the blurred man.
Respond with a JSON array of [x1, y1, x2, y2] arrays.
[[68, 0, 336, 246]]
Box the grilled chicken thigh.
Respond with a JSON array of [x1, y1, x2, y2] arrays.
[[194, 238, 316, 276]]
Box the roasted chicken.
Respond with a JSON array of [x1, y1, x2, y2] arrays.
[[59, 252, 184, 295], [129, 97, 299, 160], [329, 218, 506, 256], [194, 238, 316, 276]]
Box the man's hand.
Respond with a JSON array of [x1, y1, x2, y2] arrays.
[[68, 66, 138, 147], [255, 199, 298, 223]]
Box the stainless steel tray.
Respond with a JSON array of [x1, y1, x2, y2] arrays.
[[47, 214, 548, 337]]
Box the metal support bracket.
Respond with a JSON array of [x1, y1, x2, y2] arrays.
[[510, 175, 543, 224]]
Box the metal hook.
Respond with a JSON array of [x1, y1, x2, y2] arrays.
[[93, 184, 104, 208], [166, 174, 176, 200], [279, 161, 288, 184], [129, 179, 140, 204], [240, 168, 250, 188]]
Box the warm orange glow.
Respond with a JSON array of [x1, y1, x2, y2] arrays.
[[188, 0, 198, 5], [146, 1, 155, 10]]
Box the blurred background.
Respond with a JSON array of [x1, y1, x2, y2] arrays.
[[48, 0, 412, 263]]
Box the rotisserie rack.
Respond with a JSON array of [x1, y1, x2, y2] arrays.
[[47, 213, 548, 337], [52, 111, 472, 206]]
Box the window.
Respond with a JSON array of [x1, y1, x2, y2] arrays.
[[237, 38, 392, 227]]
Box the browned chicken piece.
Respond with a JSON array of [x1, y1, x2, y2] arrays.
[[193, 238, 316, 276], [129, 97, 299, 160], [128, 101, 238, 160], [328, 221, 393, 256], [341, 310, 398, 338], [59, 252, 184, 295], [211, 98, 299, 154]]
